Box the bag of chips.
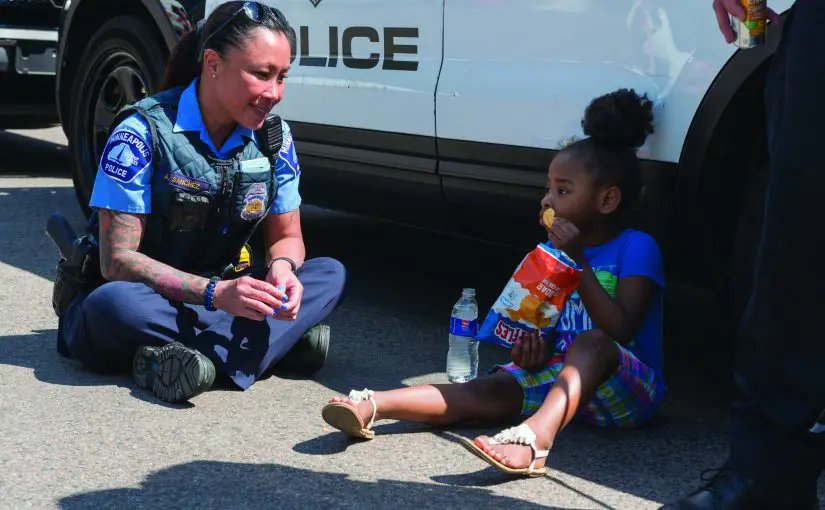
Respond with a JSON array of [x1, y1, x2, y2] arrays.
[[476, 242, 582, 348]]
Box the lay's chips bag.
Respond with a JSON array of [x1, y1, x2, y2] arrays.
[[477, 242, 582, 348]]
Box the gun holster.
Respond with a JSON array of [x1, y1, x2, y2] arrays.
[[51, 235, 104, 317]]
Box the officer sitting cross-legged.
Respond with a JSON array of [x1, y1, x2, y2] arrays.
[[56, 1, 347, 403]]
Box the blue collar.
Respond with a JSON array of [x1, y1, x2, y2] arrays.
[[172, 79, 256, 158]]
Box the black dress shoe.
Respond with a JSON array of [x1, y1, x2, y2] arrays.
[[661, 468, 820, 510]]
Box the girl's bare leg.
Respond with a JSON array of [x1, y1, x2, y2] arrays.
[[474, 330, 620, 470], [328, 371, 524, 427]]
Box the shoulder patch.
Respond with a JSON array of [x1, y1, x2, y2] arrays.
[[100, 128, 152, 183], [278, 124, 300, 177]]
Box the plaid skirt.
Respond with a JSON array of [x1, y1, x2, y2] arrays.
[[495, 333, 662, 428]]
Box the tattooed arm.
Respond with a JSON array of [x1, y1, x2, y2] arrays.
[[98, 208, 209, 304]]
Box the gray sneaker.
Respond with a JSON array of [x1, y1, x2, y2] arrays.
[[132, 342, 216, 403], [276, 324, 330, 375]]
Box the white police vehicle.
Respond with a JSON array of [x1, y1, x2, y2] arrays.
[[54, 0, 794, 333]]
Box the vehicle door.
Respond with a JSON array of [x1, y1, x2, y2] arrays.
[[435, 0, 665, 248]]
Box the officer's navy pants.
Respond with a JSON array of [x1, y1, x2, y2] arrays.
[[58, 257, 347, 389], [726, 0, 825, 496]]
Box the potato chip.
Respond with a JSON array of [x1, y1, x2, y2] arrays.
[[543, 208, 556, 228]]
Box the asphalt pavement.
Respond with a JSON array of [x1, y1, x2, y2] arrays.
[[0, 125, 821, 509]]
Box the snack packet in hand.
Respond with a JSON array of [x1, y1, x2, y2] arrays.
[[476, 243, 582, 348]]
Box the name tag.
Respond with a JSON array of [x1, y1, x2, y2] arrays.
[[239, 157, 270, 174]]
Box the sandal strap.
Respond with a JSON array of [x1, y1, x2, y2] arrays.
[[489, 423, 550, 473], [347, 388, 377, 429]]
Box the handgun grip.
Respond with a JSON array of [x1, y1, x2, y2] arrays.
[[45, 213, 80, 263]]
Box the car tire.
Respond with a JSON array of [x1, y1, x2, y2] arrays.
[[66, 16, 167, 217]]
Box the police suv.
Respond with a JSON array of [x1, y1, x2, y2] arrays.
[[0, 0, 61, 122], [54, 0, 792, 333]]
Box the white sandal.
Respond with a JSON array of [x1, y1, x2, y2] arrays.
[[322, 388, 378, 440], [460, 423, 550, 477]]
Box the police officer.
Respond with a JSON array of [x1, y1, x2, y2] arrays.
[[57, 1, 347, 404], [663, 0, 825, 508]]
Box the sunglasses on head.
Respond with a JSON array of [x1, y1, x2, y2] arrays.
[[198, 1, 267, 61]]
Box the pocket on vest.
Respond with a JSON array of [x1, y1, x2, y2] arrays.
[[167, 187, 211, 232]]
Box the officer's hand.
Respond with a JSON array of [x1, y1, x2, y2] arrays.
[[267, 270, 303, 321], [212, 276, 287, 321], [713, 0, 779, 43]]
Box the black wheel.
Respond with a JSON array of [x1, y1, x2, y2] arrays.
[[67, 16, 167, 217]]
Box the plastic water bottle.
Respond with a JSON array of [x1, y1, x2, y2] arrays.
[[447, 288, 479, 383]]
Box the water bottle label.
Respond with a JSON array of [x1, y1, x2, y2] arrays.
[[450, 317, 478, 337]]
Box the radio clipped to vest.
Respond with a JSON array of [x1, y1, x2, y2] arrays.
[[220, 114, 284, 276]]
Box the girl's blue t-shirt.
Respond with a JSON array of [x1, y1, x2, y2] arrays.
[[551, 229, 665, 385]]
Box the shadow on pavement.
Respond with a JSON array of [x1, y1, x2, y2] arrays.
[[0, 129, 69, 176], [292, 399, 732, 505], [0, 186, 86, 282], [56, 460, 570, 510], [0, 329, 202, 409]]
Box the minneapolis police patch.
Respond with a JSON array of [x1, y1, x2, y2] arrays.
[[279, 128, 300, 177], [100, 128, 152, 183]]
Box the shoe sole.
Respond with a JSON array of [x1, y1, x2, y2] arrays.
[[132, 343, 216, 403], [321, 402, 375, 440]]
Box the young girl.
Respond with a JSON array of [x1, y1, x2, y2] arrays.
[[321, 88, 665, 477]]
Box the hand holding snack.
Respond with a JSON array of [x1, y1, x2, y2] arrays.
[[476, 241, 581, 348], [547, 217, 584, 262], [511, 331, 549, 371], [542, 208, 556, 229]]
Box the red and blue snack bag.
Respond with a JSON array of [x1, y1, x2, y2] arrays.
[[476, 242, 582, 348]]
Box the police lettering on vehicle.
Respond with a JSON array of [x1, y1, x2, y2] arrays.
[[294, 26, 419, 71], [100, 129, 152, 183]]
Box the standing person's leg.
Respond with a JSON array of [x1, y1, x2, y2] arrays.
[[664, 2, 825, 508]]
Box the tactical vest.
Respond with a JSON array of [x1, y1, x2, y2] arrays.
[[109, 86, 282, 278]]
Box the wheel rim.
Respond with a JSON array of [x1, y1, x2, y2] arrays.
[[79, 51, 151, 201]]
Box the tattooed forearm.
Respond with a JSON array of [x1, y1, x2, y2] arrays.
[[98, 209, 209, 304]]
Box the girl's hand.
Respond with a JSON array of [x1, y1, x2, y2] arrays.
[[212, 276, 287, 321], [511, 331, 549, 371], [547, 217, 584, 262]]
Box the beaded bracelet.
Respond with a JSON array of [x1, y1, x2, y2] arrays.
[[205, 276, 220, 311]]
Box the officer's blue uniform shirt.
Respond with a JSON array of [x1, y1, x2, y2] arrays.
[[89, 78, 302, 215]]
